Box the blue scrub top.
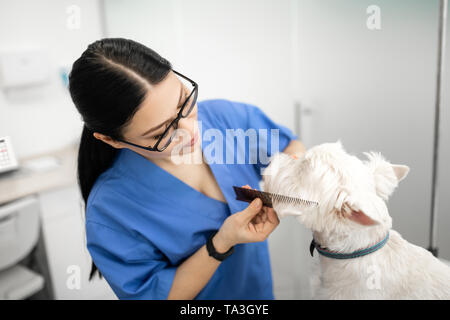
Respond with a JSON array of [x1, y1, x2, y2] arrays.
[[85, 98, 298, 300]]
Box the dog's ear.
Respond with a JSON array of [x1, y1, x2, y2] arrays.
[[392, 164, 409, 182], [363, 151, 410, 201], [338, 191, 391, 227]]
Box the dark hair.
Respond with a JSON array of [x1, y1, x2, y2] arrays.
[[68, 38, 172, 280]]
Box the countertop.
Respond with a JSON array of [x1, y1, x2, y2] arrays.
[[0, 143, 79, 205]]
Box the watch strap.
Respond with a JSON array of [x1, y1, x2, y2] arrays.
[[206, 231, 234, 261]]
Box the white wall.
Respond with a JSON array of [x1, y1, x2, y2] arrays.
[[0, 0, 104, 159], [103, 0, 298, 133]]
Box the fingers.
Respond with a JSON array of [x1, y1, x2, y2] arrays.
[[251, 208, 266, 224], [251, 218, 263, 233], [240, 185, 279, 237], [250, 214, 260, 226], [241, 185, 266, 220], [252, 208, 267, 224], [261, 207, 268, 223], [249, 208, 279, 236], [266, 207, 280, 225], [260, 217, 278, 236], [241, 198, 263, 223], [248, 221, 257, 233]]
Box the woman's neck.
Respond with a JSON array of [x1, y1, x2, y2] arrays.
[[143, 143, 205, 169]]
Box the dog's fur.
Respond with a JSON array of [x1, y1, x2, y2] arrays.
[[262, 141, 450, 299]]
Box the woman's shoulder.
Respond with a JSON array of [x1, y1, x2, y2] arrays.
[[86, 166, 115, 209], [85, 165, 131, 224], [198, 98, 257, 129]]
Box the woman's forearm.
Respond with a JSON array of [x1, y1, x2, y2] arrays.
[[167, 234, 232, 300], [282, 139, 306, 156]]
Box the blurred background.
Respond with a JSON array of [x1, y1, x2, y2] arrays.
[[0, 0, 449, 299]]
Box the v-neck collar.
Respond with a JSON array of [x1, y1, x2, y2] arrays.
[[114, 103, 242, 215]]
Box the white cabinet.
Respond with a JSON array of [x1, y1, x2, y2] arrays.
[[38, 185, 117, 300]]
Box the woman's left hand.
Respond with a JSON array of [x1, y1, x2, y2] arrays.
[[241, 185, 279, 233]]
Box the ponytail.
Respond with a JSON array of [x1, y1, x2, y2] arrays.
[[78, 124, 118, 280], [78, 125, 117, 205]]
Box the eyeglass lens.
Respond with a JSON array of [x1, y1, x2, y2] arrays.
[[156, 83, 198, 151]]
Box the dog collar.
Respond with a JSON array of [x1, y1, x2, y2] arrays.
[[310, 232, 390, 259]]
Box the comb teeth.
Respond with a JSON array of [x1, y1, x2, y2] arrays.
[[270, 193, 319, 208], [233, 186, 319, 209]]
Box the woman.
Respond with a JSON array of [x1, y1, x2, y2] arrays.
[[69, 38, 306, 300]]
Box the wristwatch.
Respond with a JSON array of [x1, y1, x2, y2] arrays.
[[206, 231, 234, 261]]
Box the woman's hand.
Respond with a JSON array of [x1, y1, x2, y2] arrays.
[[214, 185, 280, 251]]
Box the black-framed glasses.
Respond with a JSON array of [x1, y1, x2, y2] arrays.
[[117, 69, 198, 152]]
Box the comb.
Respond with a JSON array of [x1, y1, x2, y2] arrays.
[[232, 186, 319, 209]]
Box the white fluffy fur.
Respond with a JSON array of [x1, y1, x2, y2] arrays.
[[262, 141, 450, 299]]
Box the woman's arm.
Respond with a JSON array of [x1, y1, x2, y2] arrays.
[[282, 139, 306, 156], [167, 196, 279, 300], [167, 234, 231, 300]]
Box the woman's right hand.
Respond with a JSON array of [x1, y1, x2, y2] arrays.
[[213, 186, 280, 251]]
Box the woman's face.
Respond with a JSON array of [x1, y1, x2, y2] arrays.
[[112, 70, 200, 164]]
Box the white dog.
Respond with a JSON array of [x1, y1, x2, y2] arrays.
[[262, 141, 450, 299]]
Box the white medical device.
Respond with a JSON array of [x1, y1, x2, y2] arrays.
[[0, 136, 19, 174]]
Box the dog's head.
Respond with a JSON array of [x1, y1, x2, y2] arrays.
[[262, 141, 409, 234]]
